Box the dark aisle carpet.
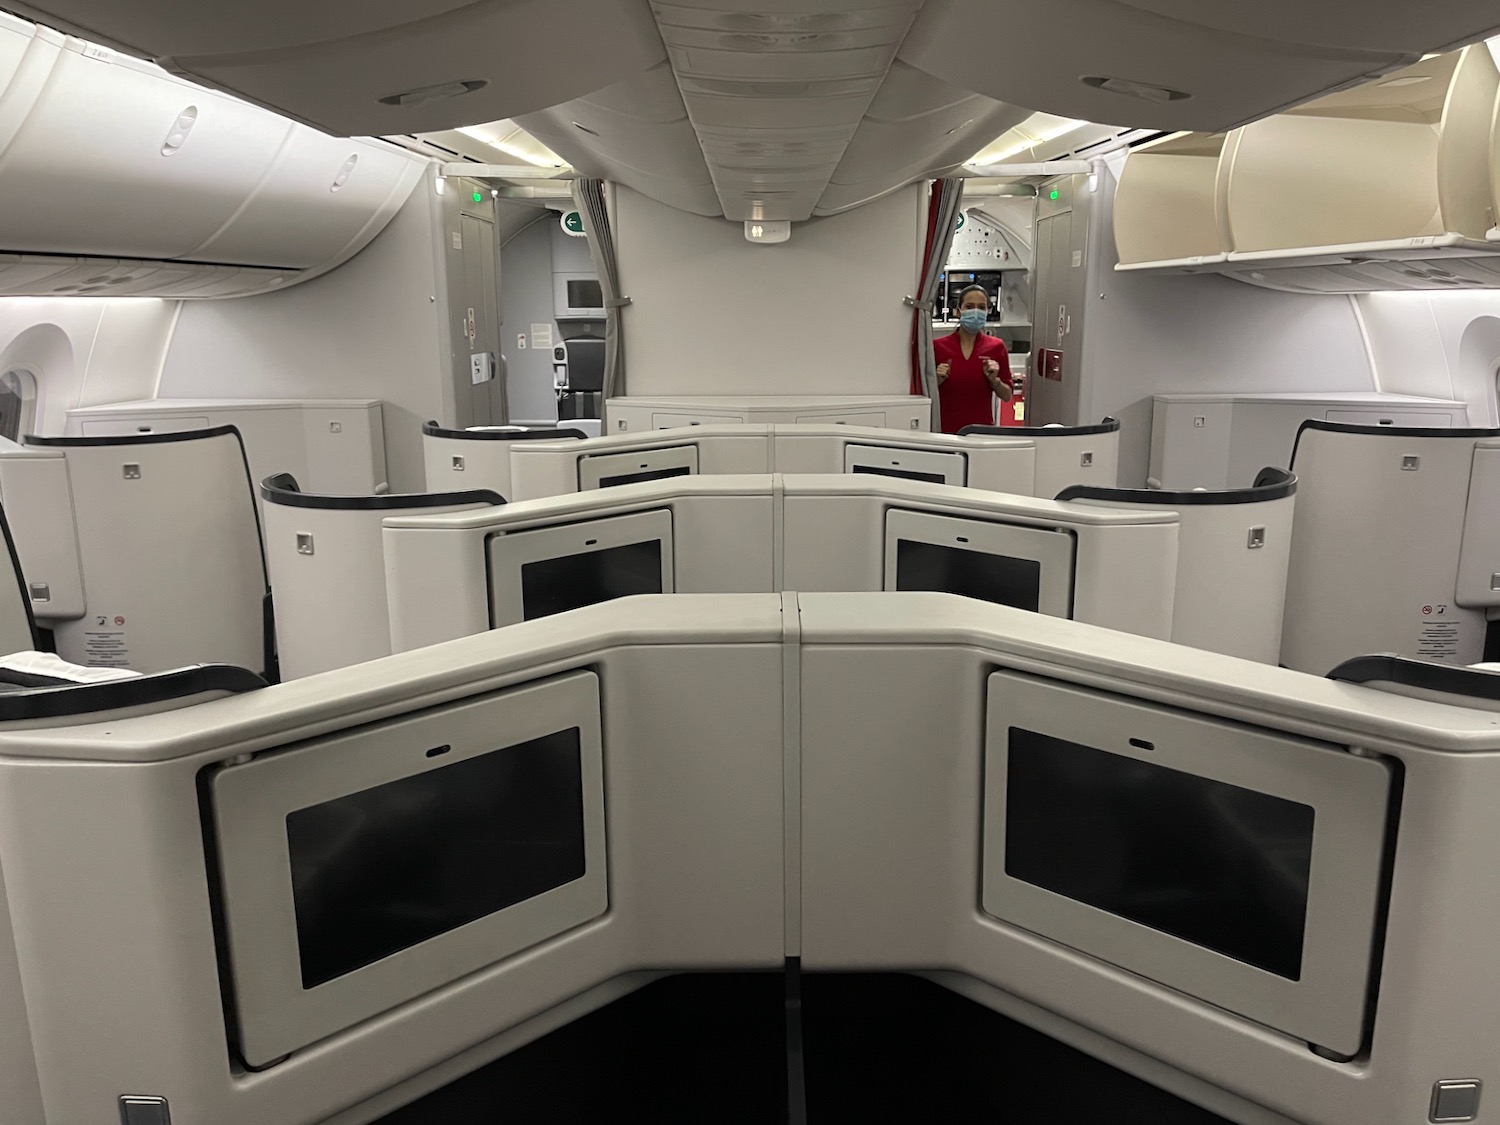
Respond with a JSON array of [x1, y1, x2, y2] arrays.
[[371, 970, 1236, 1125]]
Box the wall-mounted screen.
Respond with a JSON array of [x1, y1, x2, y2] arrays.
[[884, 509, 1072, 618], [598, 465, 691, 489], [553, 271, 605, 319], [578, 444, 698, 491], [1005, 727, 1313, 979], [896, 539, 1041, 613], [488, 509, 674, 628], [982, 670, 1392, 1057], [522, 540, 663, 621], [844, 444, 966, 487], [853, 465, 946, 485], [211, 671, 608, 1068], [288, 729, 586, 988]]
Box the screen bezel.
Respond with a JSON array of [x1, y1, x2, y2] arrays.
[[981, 670, 1391, 1056], [577, 445, 698, 491], [553, 270, 605, 319], [844, 444, 967, 486], [210, 670, 608, 1068], [883, 509, 1074, 618], [486, 509, 675, 628]]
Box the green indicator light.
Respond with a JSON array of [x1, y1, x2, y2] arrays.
[[472, 191, 484, 203], [1049, 189, 1059, 200]]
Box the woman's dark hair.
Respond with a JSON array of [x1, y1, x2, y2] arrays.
[[957, 283, 991, 307]]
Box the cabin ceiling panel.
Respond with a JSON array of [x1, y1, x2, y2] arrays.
[[651, 0, 924, 222], [816, 66, 1031, 215], [3, 0, 670, 136], [514, 64, 721, 217], [897, 0, 1500, 133]]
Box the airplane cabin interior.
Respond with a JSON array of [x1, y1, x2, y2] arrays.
[[0, 2, 1499, 1123]]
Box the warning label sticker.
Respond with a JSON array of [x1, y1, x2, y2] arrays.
[[83, 614, 130, 668], [1417, 602, 1462, 660]]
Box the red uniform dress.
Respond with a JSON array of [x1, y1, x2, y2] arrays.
[[933, 331, 1011, 434]]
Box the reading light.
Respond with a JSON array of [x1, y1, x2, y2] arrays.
[[745, 220, 791, 244], [435, 176, 446, 196]]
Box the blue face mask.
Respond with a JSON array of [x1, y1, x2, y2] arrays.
[[959, 308, 988, 332]]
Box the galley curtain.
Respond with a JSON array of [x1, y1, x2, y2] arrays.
[[908, 178, 965, 431], [572, 178, 630, 426]]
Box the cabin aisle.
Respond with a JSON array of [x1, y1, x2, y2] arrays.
[[372, 971, 1236, 1124]]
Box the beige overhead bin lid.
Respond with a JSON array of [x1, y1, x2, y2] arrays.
[[0, 12, 426, 298], [1112, 46, 1500, 292], [1113, 132, 1230, 270]]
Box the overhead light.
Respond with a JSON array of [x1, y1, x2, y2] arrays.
[[1377, 75, 1435, 88], [379, 79, 488, 108], [435, 176, 446, 195], [745, 220, 791, 244], [455, 123, 564, 167], [971, 113, 1090, 164]]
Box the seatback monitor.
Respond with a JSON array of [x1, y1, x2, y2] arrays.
[[288, 728, 587, 988], [853, 465, 947, 485], [895, 539, 1042, 612], [578, 445, 698, 490], [883, 509, 1072, 618], [211, 671, 609, 1067], [488, 509, 675, 628], [982, 670, 1392, 1056], [521, 540, 663, 620]]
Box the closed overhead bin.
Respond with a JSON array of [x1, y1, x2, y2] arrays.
[[0, 11, 425, 297]]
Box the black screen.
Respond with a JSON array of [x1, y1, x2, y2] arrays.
[[1004, 728, 1315, 979], [853, 464, 948, 485], [567, 279, 603, 308], [895, 539, 1042, 612], [521, 540, 663, 620], [286, 729, 587, 988], [597, 465, 692, 489]]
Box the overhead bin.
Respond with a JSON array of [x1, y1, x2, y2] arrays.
[[1114, 47, 1500, 293], [1113, 132, 1229, 270], [899, 0, 1500, 134], [0, 13, 425, 297]]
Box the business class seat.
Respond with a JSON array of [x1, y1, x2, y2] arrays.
[[421, 421, 587, 501], [260, 473, 504, 679], [1282, 420, 1500, 674], [1057, 467, 1297, 663], [960, 418, 1121, 498], [0, 427, 272, 676]]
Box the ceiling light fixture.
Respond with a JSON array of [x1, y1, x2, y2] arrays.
[[456, 124, 564, 167]]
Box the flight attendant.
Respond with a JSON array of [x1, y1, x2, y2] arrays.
[[934, 284, 1012, 434]]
